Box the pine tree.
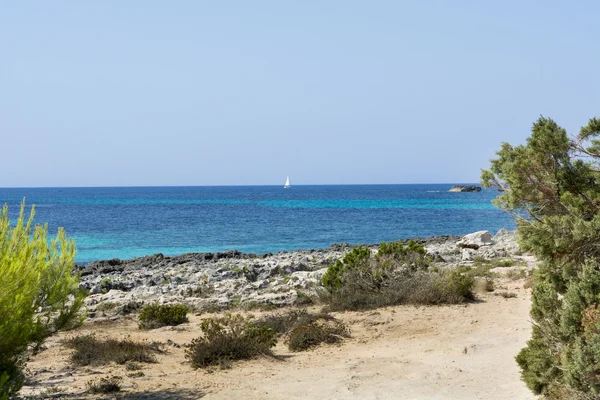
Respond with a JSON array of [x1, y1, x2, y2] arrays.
[[0, 202, 85, 399], [482, 116, 600, 398]]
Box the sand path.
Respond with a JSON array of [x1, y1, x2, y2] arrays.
[[21, 279, 535, 400]]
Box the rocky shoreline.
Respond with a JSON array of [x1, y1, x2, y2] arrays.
[[78, 229, 522, 316]]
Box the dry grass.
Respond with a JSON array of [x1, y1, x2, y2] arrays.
[[63, 334, 164, 366], [324, 269, 474, 312], [185, 314, 277, 368], [86, 375, 123, 394], [287, 319, 350, 352]]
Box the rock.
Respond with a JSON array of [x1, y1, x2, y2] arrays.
[[449, 185, 482, 192], [457, 231, 493, 249], [77, 229, 522, 313], [90, 285, 103, 295], [462, 249, 475, 261]]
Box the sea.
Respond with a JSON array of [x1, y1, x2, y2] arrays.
[[0, 185, 514, 263]]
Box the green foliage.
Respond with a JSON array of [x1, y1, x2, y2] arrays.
[[63, 334, 164, 366], [322, 241, 429, 293], [138, 303, 189, 329], [185, 313, 277, 368], [483, 116, 600, 398], [320, 240, 470, 311], [325, 267, 474, 312], [0, 202, 85, 398], [322, 246, 371, 292]]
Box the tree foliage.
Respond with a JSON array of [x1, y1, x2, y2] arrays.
[[482, 116, 600, 398], [0, 202, 85, 399]]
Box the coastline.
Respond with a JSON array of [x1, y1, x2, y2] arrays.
[[21, 228, 537, 399], [79, 229, 522, 314]]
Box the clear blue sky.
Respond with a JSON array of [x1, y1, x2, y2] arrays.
[[2, 1, 599, 187]]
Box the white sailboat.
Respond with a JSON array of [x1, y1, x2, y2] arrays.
[[284, 176, 291, 188]]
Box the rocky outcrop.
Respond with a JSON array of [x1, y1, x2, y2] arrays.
[[79, 230, 523, 315], [457, 231, 493, 249], [448, 185, 482, 192]]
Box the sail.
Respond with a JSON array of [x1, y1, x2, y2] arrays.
[[284, 176, 290, 188]]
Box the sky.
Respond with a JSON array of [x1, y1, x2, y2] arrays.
[[1, 1, 600, 187]]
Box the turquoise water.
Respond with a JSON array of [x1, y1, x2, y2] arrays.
[[0, 185, 513, 262]]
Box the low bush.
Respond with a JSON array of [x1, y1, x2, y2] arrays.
[[252, 309, 333, 335], [322, 241, 429, 293], [125, 362, 142, 371], [484, 277, 495, 292], [287, 320, 350, 352], [325, 268, 474, 312], [138, 303, 189, 329], [185, 314, 276, 368], [63, 334, 164, 366], [321, 239, 471, 312], [86, 375, 122, 394], [506, 269, 527, 280], [496, 292, 518, 299]]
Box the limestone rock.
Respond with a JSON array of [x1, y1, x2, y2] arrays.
[[457, 231, 493, 250]]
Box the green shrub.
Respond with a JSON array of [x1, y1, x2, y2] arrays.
[[287, 320, 350, 352], [185, 313, 276, 368], [138, 303, 189, 329], [325, 267, 474, 312], [86, 375, 122, 394], [482, 116, 600, 398], [63, 334, 163, 366], [0, 202, 85, 399], [322, 241, 430, 294], [322, 246, 371, 292]]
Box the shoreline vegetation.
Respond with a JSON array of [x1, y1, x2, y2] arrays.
[[76, 229, 521, 313], [15, 227, 538, 399]]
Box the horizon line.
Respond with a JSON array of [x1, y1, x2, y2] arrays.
[[0, 182, 483, 190]]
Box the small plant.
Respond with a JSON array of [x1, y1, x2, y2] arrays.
[[287, 320, 350, 352], [496, 292, 518, 299], [252, 309, 332, 335], [100, 278, 112, 294], [125, 362, 142, 371], [472, 256, 489, 266], [506, 269, 527, 280], [63, 334, 163, 366], [138, 303, 189, 329], [86, 375, 122, 394], [484, 278, 495, 292], [185, 313, 276, 368], [491, 258, 518, 268], [120, 301, 143, 315], [127, 371, 145, 378], [295, 290, 314, 306]]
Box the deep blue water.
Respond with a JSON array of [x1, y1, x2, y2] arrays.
[[0, 185, 514, 262]]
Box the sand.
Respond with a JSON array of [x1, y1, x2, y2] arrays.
[[21, 277, 536, 400]]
